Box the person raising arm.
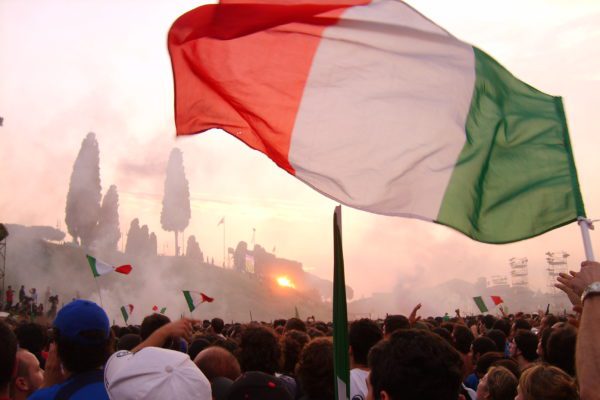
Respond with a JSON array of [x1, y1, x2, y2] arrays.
[[556, 260, 600, 400]]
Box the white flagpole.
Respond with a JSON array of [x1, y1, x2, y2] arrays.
[[578, 217, 596, 261]]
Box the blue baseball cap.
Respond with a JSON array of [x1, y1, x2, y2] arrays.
[[53, 299, 110, 345]]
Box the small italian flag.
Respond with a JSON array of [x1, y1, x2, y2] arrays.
[[152, 305, 167, 314], [121, 304, 134, 324], [86, 255, 132, 277], [473, 296, 504, 313], [182, 291, 214, 312]]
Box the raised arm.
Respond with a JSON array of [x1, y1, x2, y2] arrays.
[[131, 318, 194, 353], [557, 261, 600, 400], [408, 303, 421, 326]]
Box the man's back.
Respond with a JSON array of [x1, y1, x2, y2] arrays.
[[350, 368, 369, 400], [28, 372, 107, 400]]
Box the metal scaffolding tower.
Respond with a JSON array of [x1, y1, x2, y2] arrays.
[[510, 257, 529, 289], [545, 251, 569, 293]]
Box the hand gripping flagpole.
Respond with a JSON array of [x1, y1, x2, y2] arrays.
[[578, 217, 596, 261]]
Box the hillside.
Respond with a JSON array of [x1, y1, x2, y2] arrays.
[[4, 228, 332, 323]]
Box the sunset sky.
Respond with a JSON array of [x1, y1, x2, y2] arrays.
[[1, 0, 599, 302]]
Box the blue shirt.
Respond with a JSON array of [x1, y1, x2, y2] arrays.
[[464, 372, 479, 391], [28, 371, 108, 400]]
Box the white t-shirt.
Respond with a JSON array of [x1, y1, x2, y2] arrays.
[[350, 368, 369, 400], [463, 383, 477, 400]]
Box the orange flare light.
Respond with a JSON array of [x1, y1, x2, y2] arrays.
[[276, 276, 295, 289]]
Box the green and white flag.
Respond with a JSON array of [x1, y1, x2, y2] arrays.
[[333, 206, 349, 400], [120, 304, 133, 324], [473, 297, 489, 313], [473, 296, 504, 313], [87, 255, 132, 277], [182, 291, 214, 312]]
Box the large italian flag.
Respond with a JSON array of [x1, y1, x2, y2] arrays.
[[168, 0, 585, 243]]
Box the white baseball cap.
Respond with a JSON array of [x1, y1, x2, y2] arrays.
[[104, 347, 211, 400]]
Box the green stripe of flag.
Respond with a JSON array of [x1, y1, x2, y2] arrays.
[[87, 255, 100, 277], [333, 206, 349, 400], [473, 296, 488, 313], [437, 47, 585, 244], [120, 306, 129, 324], [183, 291, 196, 312]]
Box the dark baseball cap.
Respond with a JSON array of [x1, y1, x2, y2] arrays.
[[228, 372, 293, 400], [53, 299, 110, 345]]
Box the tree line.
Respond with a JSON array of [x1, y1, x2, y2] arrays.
[[64, 132, 198, 258]]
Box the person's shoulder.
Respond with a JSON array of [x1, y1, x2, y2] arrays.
[[350, 368, 369, 387], [461, 383, 477, 400], [70, 381, 109, 400], [350, 369, 368, 400], [27, 384, 63, 400], [350, 368, 369, 377]]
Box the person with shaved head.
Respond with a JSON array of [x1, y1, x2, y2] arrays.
[[194, 346, 241, 382], [10, 349, 44, 400]]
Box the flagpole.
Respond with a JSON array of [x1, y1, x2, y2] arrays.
[[578, 217, 596, 261], [94, 277, 104, 309], [333, 205, 349, 400], [223, 219, 226, 268]]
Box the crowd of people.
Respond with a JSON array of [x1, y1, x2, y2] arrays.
[[0, 260, 598, 400], [2, 285, 59, 319]]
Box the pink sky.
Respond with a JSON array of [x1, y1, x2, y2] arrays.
[[1, 0, 599, 302]]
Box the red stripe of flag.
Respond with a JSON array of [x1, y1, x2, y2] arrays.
[[114, 265, 132, 275], [168, 3, 366, 173], [491, 296, 504, 305], [200, 293, 214, 303]]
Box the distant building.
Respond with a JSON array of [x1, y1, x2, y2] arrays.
[[233, 241, 306, 290], [489, 275, 509, 288]]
